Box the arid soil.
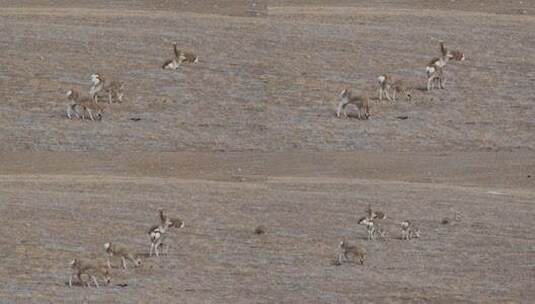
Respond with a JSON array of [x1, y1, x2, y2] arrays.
[[0, 152, 534, 303], [0, 0, 533, 151], [0, 1, 534, 303]]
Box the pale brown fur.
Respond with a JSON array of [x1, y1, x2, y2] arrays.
[[426, 60, 445, 91], [66, 89, 104, 121], [338, 240, 366, 265], [337, 89, 370, 119], [391, 79, 412, 102], [104, 242, 141, 270], [174, 43, 199, 64], [90, 73, 124, 104], [366, 203, 387, 220], [69, 258, 111, 288], [401, 220, 420, 240], [377, 74, 393, 101]]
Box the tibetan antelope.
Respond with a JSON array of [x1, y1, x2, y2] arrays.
[[401, 220, 420, 240], [66, 89, 104, 121], [426, 60, 445, 91], [391, 79, 412, 102], [69, 258, 111, 288], [148, 219, 172, 257], [152, 208, 185, 255], [104, 242, 141, 270], [377, 74, 393, 101], [162, 42, 199, 70], [426, 41, 452, 91], [358, 217, 386, 240], [337, 89, 370, 119], [337, 240, 366, 265], [90, 73, 124, 104]]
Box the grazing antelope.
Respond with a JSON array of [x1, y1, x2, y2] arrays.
[[337, 240, 366, 265], [69, 258, 111, 288], [391, 79, 412, 102], [90, 73, 124, 104], [337, 89, 370, 119], [401, 220, 420, 240], [377, 74, 393, 101], [66, 89, 104, 121], [104, 242, 141, 270]]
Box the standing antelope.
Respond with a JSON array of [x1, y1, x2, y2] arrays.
[[401, 220, 420, 240], [377, 74, 393, 101], [90, 73, 124, 104]]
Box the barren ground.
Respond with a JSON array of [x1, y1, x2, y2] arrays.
[[0, 1, 534, 303]]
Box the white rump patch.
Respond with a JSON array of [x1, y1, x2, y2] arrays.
[[104, 242, 111, 249], [66, 90, 72, 96]]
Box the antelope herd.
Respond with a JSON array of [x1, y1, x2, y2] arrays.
[[338, 40, 465, 119], [64, 39, 466, 286], [65, 43, 197, 121], [69, 208, 184, 287]]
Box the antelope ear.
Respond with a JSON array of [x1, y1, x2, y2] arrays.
[[339, 89, 346, 97], [70, 259, 77, 265]]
